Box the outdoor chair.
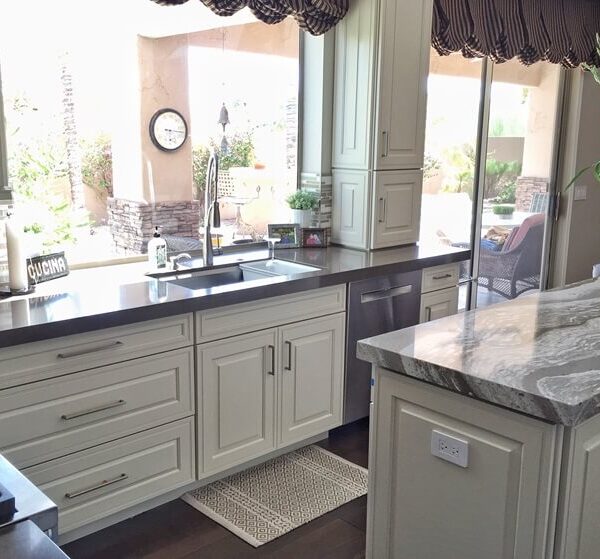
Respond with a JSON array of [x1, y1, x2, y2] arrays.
[[478, 213, 545, 300]]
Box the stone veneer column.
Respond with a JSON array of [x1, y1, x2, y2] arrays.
[[515, 177, 549, 212]]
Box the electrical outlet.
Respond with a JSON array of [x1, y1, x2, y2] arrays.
[[431, 430, 469, 468], [574, 185, 588, 201]]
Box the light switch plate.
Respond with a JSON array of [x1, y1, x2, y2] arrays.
[[431, 430, 469, 468], [574, 185, 588, 201]]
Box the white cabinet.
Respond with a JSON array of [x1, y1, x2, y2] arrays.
[[420, 263, 460, 323], [332, 0, 433, 249], [373, 0, 433, 170], [332, 0, 378, 170], [332, 170, 371, 248], [367, 368, 559, 559], [279, 315, 345, 446], [420, 287, 459, 323], [199, 314, 346, 474], [199, 330, 277, 474], [197, 286, 347, 476], [370, 170, 422, 249]]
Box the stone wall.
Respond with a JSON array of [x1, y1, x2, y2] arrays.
[[515, 176, 549, 212], [108, 198, 200, 254]]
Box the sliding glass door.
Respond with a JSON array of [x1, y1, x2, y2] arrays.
[[423, 50, 564, 310]]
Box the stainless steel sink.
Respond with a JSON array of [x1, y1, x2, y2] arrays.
[[156, 259, 321, 291]]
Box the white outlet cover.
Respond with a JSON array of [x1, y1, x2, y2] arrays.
[[431, 430, 469, 468], [574, 185, 588, 201]]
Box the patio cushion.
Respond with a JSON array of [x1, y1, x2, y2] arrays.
[[503, 213, 545, 252]]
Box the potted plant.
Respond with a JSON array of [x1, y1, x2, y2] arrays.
[[286, 190, 319, 227], [492, 204, 515, 220]]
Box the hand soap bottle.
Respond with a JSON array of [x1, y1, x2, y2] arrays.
[[148, 227, 167, 271]]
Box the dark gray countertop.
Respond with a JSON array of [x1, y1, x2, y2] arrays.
[[0, 244, 469, 349], [358, 278, 600, 426]]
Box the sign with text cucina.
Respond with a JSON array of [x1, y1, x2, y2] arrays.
[[27, 252, 69, 285]]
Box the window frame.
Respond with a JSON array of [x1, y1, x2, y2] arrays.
[[0, 65, 11, 201]]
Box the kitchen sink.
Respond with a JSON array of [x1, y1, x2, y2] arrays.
[[157, 259, 321, 291]]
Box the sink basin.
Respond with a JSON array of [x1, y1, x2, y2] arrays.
[[158, 259, 321, 291], [239, 259, 321, 278]]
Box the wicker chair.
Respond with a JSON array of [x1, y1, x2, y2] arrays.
[[478, 213, 545, 300]]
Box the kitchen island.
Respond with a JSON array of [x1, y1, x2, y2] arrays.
[[358, 278, 600, 559]]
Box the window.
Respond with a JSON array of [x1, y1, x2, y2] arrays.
[[0, 1, 300, 266]]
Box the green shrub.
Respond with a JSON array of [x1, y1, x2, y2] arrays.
[[492, 204, 515, 215], [286, 190, 319, 210], [81, 135, 113, 196]]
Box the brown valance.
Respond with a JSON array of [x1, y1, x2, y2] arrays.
[[150, 0, 348, 36], [432, 0, 600, 67]]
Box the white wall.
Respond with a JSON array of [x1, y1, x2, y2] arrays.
[[551, 70, 600, 286]]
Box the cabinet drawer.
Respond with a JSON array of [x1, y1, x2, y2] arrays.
[[422, 263, 460, 293], [0, 348, 195, 469], [420, 287, 459, 323], [0, 314, 194, 389], [195, 285, 346, 343], [23, 419, 195, 535]]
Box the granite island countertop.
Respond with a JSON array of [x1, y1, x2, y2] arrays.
[[357, 278, 600, 426], [0, 243, 469, 349]]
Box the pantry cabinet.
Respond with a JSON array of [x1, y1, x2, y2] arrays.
[[373, 0, 432, 171], [331, 0, 434, 250]]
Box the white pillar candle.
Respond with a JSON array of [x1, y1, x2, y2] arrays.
[[5, 216, 29, 292]]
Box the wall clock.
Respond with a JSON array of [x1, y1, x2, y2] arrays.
[[149, 108, 188, 152]]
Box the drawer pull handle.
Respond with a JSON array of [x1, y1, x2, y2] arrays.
[[432, 273, 453, 281], [61, 399, 127, 421], [57, 341, 124, 360], [284, 341, 292, 371], [267, 345, 275, 376], [65, 473, 128, 499]]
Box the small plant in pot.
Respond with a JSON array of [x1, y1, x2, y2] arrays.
[[286, 190, 319, 227], [492, 204, 515, 220]]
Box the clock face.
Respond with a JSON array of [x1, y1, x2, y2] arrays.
[[149, 109, 188, 152]]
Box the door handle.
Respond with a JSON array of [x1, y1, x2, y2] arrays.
[[426, 306, 432, 322], [65, 473, 128, 499], [57, 341, 123, 360], [284, 341, 292, 371], [360, 284, 413, 304], [267, 345, 275, 376], [378, 198, 386, 223], [61, 399, 127, 421], [382, 130, 389, 157], [432, 273, 453, 281]]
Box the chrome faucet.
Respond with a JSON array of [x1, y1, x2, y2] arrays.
[[203, 151, 221, 267]]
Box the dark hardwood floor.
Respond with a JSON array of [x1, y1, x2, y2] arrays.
[[62, 419, 369, 559]]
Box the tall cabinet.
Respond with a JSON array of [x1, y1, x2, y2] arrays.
[[331, 0, 433, 250]]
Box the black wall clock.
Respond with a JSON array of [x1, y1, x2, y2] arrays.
[[149, 108, 188, 152]]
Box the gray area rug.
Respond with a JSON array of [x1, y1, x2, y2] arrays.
[[181, 445, 368, 547]]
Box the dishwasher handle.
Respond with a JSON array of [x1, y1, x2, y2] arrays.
[[360, 284, 413, 304]]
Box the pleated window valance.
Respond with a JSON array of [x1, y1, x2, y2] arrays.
[[432, 0, 600, 67], [150, 0, 348, 36]]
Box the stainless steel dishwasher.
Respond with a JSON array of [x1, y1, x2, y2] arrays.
[[344, 270, 421, 424]]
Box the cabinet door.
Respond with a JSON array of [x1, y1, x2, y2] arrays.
[[332, 0, 378, 170], [420, 287, 459, 323], [373, 0, 433, 170], [371, 170, 422, 249], [279, 314, 345, 446], [199, 330, 277, 474], [332, 169, 371, 249], [367, 369, 559, 559]]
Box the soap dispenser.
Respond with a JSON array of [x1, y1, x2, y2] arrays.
[[148, 227, 167, 270]]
